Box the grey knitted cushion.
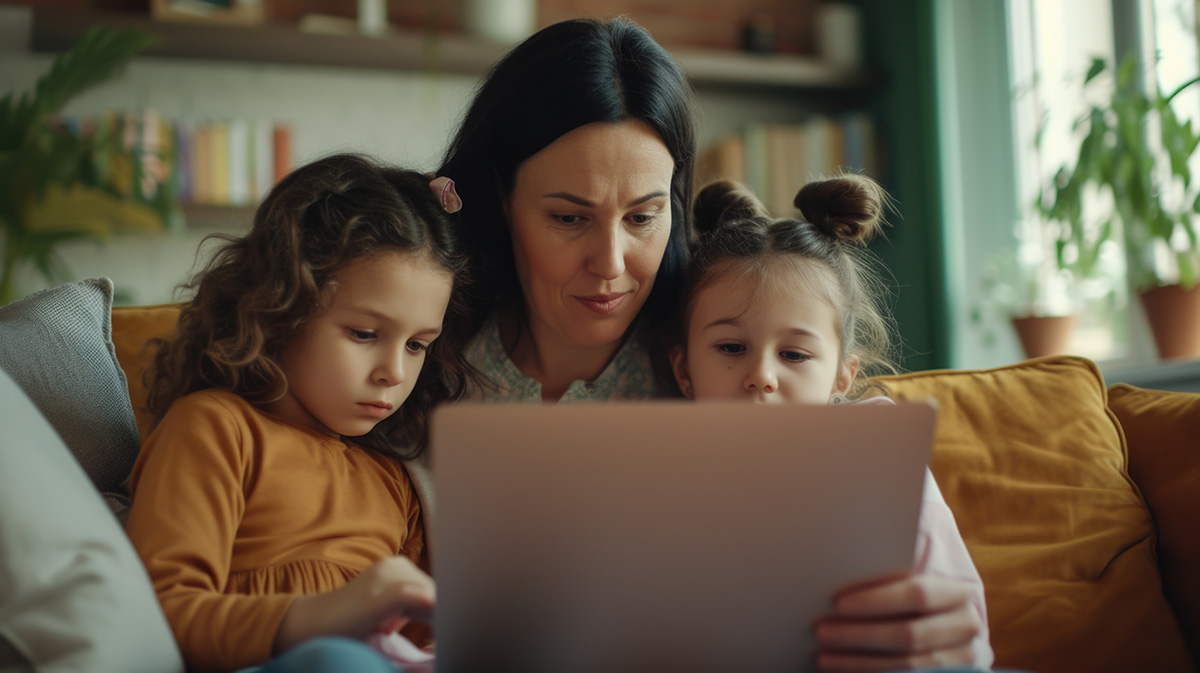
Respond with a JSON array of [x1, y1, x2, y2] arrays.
[[0, 278, 140, 497]]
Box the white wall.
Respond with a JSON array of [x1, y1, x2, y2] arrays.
[[934, 0, 1024, 368]]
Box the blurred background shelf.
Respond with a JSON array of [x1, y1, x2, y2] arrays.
[[30, 8, 881, 93], [180, 204, 255, 230]]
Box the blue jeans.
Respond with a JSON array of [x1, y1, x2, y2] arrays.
[[238, 637, 396, 673]]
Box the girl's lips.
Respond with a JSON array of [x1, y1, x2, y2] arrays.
[[359, 402, 393, 418], [574, 292, 630, 315]]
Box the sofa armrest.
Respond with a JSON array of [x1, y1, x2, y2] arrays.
[[1108, 383, 1200, 664]]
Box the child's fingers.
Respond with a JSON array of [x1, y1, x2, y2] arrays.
[[385, 564, 436, 621]]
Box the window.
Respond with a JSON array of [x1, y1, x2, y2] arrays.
[[950, 0, 1200, 369]]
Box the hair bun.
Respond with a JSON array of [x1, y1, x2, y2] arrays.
[[793, 174, 886, 244], [693, 180, 769, 236]]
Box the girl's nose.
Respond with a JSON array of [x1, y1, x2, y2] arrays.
[[586, 222, 627, 280], [744, 358, 778, 394], [374, 347, 406, 386]]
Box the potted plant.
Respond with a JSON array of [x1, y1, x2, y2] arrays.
[[0, 26, 180, 306], [1045, 54, 1200, 359], [976, 235, 1121, 360]]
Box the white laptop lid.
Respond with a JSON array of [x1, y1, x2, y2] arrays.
[[432, 400, 937, 673]]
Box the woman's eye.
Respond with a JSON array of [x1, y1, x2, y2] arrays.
[[555, 214, 584, 225], [348, 329, 376, 341], [716, 343, 746, 355], [780, 350, 810, 362], [406, 340, 429, 353], [629, 213, 656, 225]]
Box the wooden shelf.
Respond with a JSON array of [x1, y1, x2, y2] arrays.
[[672, 49, 877, 91], [31, 9, 880, 92]]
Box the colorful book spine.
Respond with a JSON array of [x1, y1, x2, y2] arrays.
[[254, 119, 274, 202], [209, 121, 231, 206], [227, 119, 250, 207], [743, 122, 769, 203], [174, 120, 192, 203], [273, 123, 293, 185], [193, 122, 211, 206]]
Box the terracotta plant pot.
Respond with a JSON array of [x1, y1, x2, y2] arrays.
[[1139, 284, 1200, 359], [1011, 314, 1078, 359]]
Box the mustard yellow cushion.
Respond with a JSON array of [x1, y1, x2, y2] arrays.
[[878, 356, 1194, 673], [1108, 383, 1200, 664], [110, 304, 181, 443]]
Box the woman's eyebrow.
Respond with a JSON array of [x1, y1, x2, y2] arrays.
[[542, 191, 669, 207]]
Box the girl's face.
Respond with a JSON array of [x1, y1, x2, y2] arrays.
[[672, 262, 858, 405], [265, 250, 453, 438], [506, 119, 675, 351]]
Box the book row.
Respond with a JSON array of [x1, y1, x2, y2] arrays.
[[53, 111, 294, 210], [697, 113, 879, 217]]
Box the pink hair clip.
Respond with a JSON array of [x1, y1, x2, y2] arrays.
[[427, 175, 462, 214]]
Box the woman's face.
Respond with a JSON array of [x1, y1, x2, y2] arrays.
[[506, 119, 675, 350]]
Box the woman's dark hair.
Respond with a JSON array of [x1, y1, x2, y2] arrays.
[[438, 17, 698, 336], [673, 175, 899, 399], [145, 153, 475, 459]]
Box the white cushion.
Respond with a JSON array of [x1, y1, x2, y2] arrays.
[[0, 367, 183, 672]]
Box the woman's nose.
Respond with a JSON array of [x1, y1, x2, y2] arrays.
[[744, 357, 778, 394], [586, 222, 627, 280]]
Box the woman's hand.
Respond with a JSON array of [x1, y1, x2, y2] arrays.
[[812, 574, 983, 672], [273, 555, 435, 654]]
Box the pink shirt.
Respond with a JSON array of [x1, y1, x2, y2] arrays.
[[861, 396, 994, 667]]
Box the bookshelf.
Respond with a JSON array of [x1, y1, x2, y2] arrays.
[[29, 8, 881, 93], [27, 7, 884, 227]]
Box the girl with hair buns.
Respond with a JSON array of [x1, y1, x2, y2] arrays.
[[669, 175, 995, 672]]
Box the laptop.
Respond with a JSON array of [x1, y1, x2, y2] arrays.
[[430, 400, 937, 673]]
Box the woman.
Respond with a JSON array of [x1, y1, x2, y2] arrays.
[[437, 16, 694, 405], [417, 16, 991, 672]]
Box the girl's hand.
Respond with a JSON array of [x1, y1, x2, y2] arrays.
[[274, 556, 435, 654], [812, 574, 983, 672]]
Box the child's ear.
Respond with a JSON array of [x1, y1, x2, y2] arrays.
[[669, 344, 694, 399], [832, 354, 860, 400]]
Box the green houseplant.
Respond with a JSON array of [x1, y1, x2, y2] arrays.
[[1039, 54, 1200, 358], [0, 26, 180, 306], [976, 246, 1087, 358]]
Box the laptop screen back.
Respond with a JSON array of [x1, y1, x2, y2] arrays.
[[432, 400, 936, 673]]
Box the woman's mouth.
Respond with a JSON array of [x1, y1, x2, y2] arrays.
[[574, 292, 630, 315]]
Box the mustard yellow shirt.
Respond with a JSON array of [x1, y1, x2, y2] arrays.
[[126, 389, 423, 672]]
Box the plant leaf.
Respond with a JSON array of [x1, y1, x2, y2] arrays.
[[23, 182, 163, 236], [0, 27, 156, 152]]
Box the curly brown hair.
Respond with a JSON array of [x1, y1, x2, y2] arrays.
[[145, 153, 475, 459], [663, 174, 899, 399]]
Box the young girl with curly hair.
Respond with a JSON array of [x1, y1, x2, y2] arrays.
[[126, 153, 472, 673], [669, 176, 995, 672]]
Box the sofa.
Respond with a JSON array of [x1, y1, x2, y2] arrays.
[[1, 277, 1197, 673]]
